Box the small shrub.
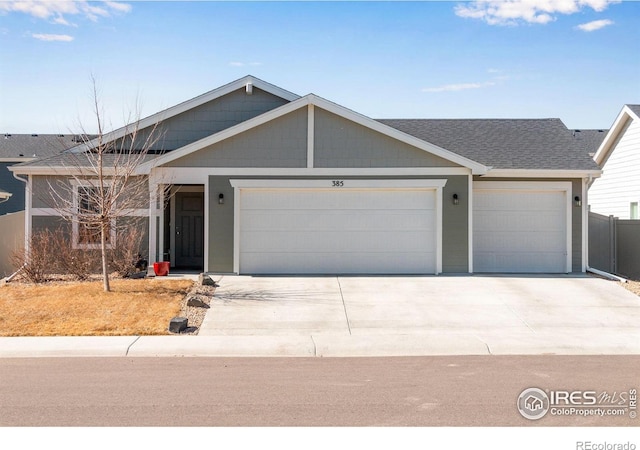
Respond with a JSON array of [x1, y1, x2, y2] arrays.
[[12, 224, 146, 282], [107, 225, 146, 278], [10, 230, 55, 283]]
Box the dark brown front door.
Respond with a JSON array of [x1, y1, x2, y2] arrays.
[[175, 191, 204, 269]]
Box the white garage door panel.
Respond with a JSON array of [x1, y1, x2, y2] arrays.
[[241, 252, 434, 274], [239, 188, 437, 274], [242, 211, 434, 232], [242, 231, 434, 253], [474, 189, 568, 273], [241, 189, 435, 210]]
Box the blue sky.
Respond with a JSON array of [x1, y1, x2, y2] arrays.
[[1, 0, 638, 134]]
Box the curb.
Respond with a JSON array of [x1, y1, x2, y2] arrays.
[[1, 334, 639, 358]]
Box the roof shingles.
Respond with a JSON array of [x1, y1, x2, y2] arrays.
[[0, 134, 83, 159], [378, 118, 601, 171]]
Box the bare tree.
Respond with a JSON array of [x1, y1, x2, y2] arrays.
[[46, 78, 164, 292]]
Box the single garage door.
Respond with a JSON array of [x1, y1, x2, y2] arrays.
[[473, 183, 570, 273], [238, 188, 438, 274]]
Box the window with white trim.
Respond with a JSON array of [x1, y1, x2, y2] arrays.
[[72, 182, 116, 249]]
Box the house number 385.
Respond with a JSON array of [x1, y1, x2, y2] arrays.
[[332, 180, 344, 187]]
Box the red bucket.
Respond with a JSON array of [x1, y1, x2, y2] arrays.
[[153, 261, 170, 276]]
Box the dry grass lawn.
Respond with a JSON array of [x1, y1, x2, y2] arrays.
[[0, 278, 194, 336]]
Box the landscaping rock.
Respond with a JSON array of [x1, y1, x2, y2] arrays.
[[169, 317, 188, 333], [129, 272, 146, 279], [187, 297, 210, 308], [199, 273, 219, 287]]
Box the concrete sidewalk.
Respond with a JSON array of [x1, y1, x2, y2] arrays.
[[1, 329, 639, 357], [1, 275, 639, 358]]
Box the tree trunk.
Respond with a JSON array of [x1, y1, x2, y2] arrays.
[[101, 222, 110, 292]]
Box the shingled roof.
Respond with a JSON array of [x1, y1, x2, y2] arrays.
[[627, 105, 640, 117], [0, 134, 84, 159], [12, 151, 159, 170], [570, 129, 608, 157], [378, 118, 601, 171]]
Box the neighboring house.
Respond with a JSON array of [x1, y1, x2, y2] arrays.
[[10, 75, 601, 275], [588, 105, 640, 219], [0, 134, 79, 215]]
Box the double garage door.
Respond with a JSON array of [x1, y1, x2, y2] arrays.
[[236, 182, 442, 274]]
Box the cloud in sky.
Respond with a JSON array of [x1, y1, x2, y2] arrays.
[[0, 0, 131, 24], [31, 33, 74, 42], [455, 0, 620, 26], [422, 81, 496, 93], [576, 19, 614, 31]]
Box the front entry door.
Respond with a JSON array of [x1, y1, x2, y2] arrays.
[[174, 191, 204, 269]]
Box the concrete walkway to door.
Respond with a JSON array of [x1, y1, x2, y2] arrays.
[[198, 274, 640, 356]]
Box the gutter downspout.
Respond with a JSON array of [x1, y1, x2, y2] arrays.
[[587, 266, 627, 283], [12, 171, 27, 185]]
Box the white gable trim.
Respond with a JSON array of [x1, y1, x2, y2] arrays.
[[69, 75, 300, 155], [140, 93, 490, 174], [594, 105, 640, 167]]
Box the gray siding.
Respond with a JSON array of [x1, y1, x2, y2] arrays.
[[32, 215, 68, 234], [32, 175, 149, 209], [473, 177, 584, 272], [442, 176, 470, 272], [32, 176, 69, 209], [208, 177, 235, 272], [314, 109, 460, 168], [0, 162, 26, 215], [167, 108, 308, 168], [206, 175, 469, 274], [117, 87, 289, 152]]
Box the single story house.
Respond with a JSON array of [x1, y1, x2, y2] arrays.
[[588, 105, 640, 219], [10, 76, 602, 275]]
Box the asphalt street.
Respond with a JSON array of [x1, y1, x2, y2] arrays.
[[0, 355, 638, 427]]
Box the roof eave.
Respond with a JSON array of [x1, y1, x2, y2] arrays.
[[593, 105, 639, 166], [9, 165, 147, 177]]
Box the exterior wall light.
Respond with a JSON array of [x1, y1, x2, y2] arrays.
[[453, 193, 459, 205], [574, 196, 581, 207], [218, 193, 224, 205]]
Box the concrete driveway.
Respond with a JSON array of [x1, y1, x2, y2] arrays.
[[199, 274, 640, 356]]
